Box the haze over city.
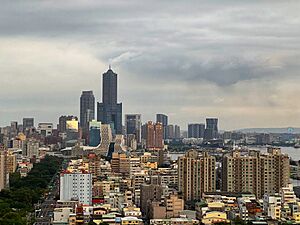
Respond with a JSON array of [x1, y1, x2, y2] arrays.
[[1, 0, 300, 130]]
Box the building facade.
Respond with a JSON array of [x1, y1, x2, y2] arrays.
[[125, 114, 141, 143], [97, 67, 122, 135], [188, 123, 205, 138], [222, 148, 290, 198], [60, 172, 92, 205], [156, 114, 168, 139], [80, 91, 95, 130], [178, 150, 216, 201]]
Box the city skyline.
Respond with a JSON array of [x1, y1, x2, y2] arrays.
[[1, 1, 300, 130]]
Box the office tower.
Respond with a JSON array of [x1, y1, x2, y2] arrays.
[[37, 123, 53, 136], [97, 67, 122, 135], [58, 115, 78, 133], [141, 124, 147, 140], [23, 118, 34, 130], [145, 121, 164, 150], [188, 123, 205, 138], [125, 114, 141, 143], [154, 123, 163, 149], [222, 147, 290, 198], [156, 114, 168, 139], [178, 150, 216, 201], [146, 121, 155, 149], [80, 91, 95, 129], [204, 118, 218, 140], [89, 120, 101, 147], [10, 121, 18, 135], [174, 125, 181, 139], [60, 172, 92, 205], [166, 125, 174, 139], [66, 119, 79, 141]]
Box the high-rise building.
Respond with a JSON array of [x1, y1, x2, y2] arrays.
[[125, 114, 141, 143], [10, 121, 18, 135], [146, 121, 155, 149], [25, 139, 39, 158], [178, 150, 216, 201], [0, 151, 9, 191], [204, 118, 218, 140], [66, 119, 79, 141], [166, 125, 174, 139], [222, 147, 290, 198], [58, 115, 78, 133], [156, 114, 168, 139], [154, 123, 163, 149], [89, 120, 101, 147], [145, 121, 164, 150], [23, 118, 34, 130], [80, 91, 95, 130], [188, 123, 205, 138], [97, 67, 122, 135], [174, 125, 181, 139], [60, 172, 92, 205]]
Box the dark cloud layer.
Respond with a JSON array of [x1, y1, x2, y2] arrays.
[[0, 0, 300, 130]]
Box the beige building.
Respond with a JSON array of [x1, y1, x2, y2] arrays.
[[111, 152, 130, 176], [178, 150, 216, 201], [0, 151, 9, 191], [6, 150, 17, 174], [222, 147, 290, 198], [165, 195, 184, 218]]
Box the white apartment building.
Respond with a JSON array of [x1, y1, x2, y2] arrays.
[[263, 194, 281, 220], [60, 172, 92, 205]]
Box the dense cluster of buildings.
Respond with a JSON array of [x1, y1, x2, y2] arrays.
[[1, 67, 300, 225]]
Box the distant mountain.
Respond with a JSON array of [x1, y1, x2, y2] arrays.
[[236, 127, 300, 134]]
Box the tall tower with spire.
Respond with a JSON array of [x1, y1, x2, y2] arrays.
[[97, 66, 122, 135]]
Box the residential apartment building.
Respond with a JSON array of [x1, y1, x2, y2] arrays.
[[178, 150, 216, 201]]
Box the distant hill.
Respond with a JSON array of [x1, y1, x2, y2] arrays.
[[236, 127, 300, 134]]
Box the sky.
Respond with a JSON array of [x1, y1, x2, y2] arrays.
[[1, 0, 300, 130]]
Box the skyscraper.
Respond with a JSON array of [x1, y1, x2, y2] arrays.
[[125, 114, 141, 143], [156, 114, 168, 139], [204, 118, 218, 140], [178, 150, 216, 201], [154, 122, 163, 149], [145, 121, 164, 150], [23, 118, 34, 130], [166, 125, 174, 139], [174, 125, 181, 139], [80, 91, 95, 130], [97, 67, 122, 135], [188, 123, 205, 138]]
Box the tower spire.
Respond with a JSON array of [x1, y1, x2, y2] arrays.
[[109, 64, 111, 70]]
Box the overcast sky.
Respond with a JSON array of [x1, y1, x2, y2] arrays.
[[1, 0, 300, 130]]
